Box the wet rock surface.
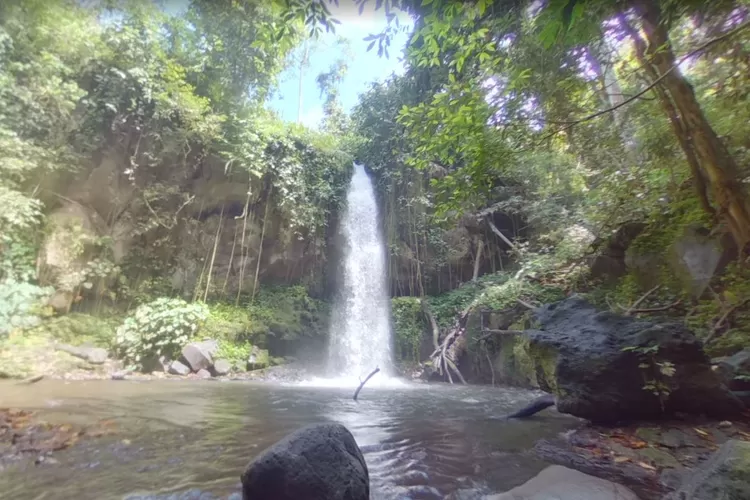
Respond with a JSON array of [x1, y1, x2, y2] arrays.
[[241, 422, 369, 500], [527, 295, 744, 423], [663, 439, 750, 499], [535, 413, 750, 499], [486, 464, 640, 500], [180, 340, 218, 373]]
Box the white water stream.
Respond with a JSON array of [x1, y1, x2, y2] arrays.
[[323, 163, 397, 386]]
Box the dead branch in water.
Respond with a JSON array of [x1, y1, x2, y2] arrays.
[[353, 367, 380, 401]]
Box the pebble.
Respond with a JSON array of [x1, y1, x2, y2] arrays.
[[718, 420, 733, 428]]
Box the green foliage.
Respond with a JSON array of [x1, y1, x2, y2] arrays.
[[622, 344, 676, 412], [0, 280, 54, 336], [391, 297, 425, 362], [203, 303, 256, 341], [29, 313, 120, 348], [247, 285, 330, 341], [114, 298, 208, 370], [215, 339, 253, 372]]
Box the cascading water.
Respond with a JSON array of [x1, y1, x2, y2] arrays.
[[327, 163, 394, 380]]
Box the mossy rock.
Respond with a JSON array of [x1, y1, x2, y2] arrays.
[[510, 335, 559, 392]]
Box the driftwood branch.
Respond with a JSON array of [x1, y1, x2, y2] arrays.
[[445, 357, 467, 384], [627, 299, 682, 314], [516, 298, 537, 310], [486, 218, 520, 253], [625, 285, 661, 315], [421, 299, 440, 351], [353, 367, 380, 401], [705, 299, 750, 344], [476, 329, 524, 342]]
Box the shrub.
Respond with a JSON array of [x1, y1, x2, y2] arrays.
[[215, 339, 253, 371], [0, 280, 54, 336], [391, 297, 425, 362], [114, 297, 208, 370]]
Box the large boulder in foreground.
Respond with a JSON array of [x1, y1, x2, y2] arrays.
[[525, 296, 743, 423], [486, 465, 640, 500], [241, 423, 369, 500], [664, 439, 750, 499]]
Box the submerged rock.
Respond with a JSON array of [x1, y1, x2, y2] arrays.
[[168, 360, 191, 376], [664, 439, 750, 499], [180, 340, 218, 372], [526, 296, 744, 423], [241, 423, 369, 500], [486, 465, 640, 500]]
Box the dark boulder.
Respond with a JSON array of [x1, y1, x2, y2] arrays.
[[241, 423, 369, 500], [713, 350, 750, 391], [527, 296, 744, 423]]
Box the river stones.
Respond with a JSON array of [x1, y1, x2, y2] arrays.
[[241, 423, 369, 500], [168, 360, 191, 376], [212, 359, 232, 376], [486, 465, 640, 500], [180, 340, 218, 372], [524, 295, 744, 423]]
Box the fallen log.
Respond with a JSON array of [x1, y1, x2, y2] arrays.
[[353, 367, 380, 401]]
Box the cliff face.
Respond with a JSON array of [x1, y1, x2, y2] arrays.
[[38, 147, 348, 313]]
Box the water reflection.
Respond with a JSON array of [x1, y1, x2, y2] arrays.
[[0, 380, 577, 499]]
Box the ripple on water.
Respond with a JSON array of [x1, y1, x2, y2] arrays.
[[0, 379, 577, 500]]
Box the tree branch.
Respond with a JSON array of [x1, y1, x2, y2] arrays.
[[353, 367, 380, 401], [527, 19, 750, 146]]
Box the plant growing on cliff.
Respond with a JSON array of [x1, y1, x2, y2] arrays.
[[391, 297, 426, 362], [114, 298, 208, 370]]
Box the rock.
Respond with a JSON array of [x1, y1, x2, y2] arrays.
[[589, 221, 647, 283], [713, 350, 750, 391], [246, 346, 269, 371], [241, 423, 369, 500], [664, 440, 750, 499], [168, 360, 192, 376], [485, 465, 640, 500], [180, 340, 218, 372], [639, 447, 681, 468], [672, 225, 735, 298], [195, 369, 212, 379], [718, 420, 733, 429], [524, 296, 744, 423], [212, 359, 232, 376], [54, 344, 108, 364]]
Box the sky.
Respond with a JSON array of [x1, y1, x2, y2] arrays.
[[267, 2, 413, 128]]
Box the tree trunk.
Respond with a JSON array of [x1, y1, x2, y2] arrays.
[[620, 15, 715, 217], [635, 0, 750, 250]]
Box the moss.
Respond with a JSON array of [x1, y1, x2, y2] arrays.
[[27, 313, 120, 348]]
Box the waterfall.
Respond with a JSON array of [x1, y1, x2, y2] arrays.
[[328, 164, 394, 379]]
